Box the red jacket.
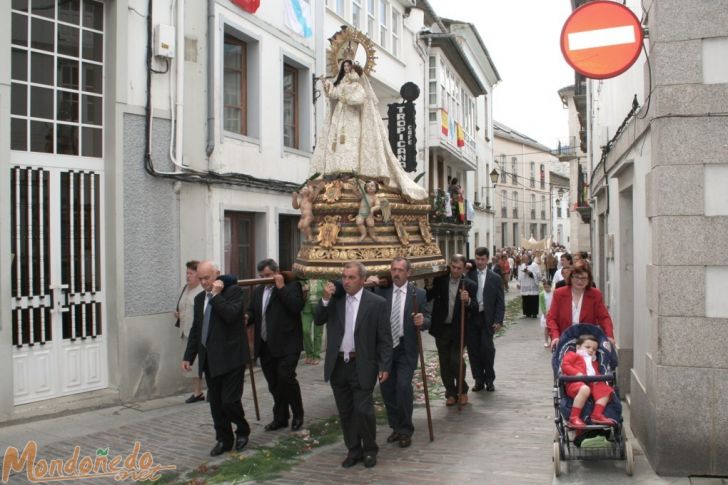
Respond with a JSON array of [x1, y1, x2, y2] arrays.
[[546, 286, 614, 340], [561, 350, 601, 376]]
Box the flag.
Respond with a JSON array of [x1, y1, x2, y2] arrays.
[[456, 122, 465, 147], [232, 0, 260, 14], [441, 109, 448, 136], [285, 0, 312, 38]]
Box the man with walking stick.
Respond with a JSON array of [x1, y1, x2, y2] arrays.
[[426, 254, 478, 407], [246, 259, 306, 432], [369, 257, 431, 447]]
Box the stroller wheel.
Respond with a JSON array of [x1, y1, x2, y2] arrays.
[[625, 440, 634, 476], [553, 441, 562, 476]]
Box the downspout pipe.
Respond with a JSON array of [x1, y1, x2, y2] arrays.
[[206, 0, 215, 157], [175, 0, 185, 166]]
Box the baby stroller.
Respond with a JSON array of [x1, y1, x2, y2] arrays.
[[551, 324, 634, 476]]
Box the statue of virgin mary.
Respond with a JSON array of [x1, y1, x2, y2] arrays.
[[310, 56, 428, 201]]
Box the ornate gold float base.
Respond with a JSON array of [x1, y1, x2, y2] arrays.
[[293, 175, 447, 279]]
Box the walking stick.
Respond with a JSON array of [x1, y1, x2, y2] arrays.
[[248, 353, 261, 421], [412, 292, 434, 442], [457, 279, 466, 412]]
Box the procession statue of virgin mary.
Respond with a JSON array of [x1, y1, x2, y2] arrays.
[[309, 30, 428, 201]]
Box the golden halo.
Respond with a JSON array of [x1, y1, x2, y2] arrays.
[[326, 26, 377, 78]]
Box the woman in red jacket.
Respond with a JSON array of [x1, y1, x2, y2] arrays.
[[547, 262, 614, 351]]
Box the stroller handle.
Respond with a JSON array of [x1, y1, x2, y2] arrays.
[[558, 373, 614, 383]]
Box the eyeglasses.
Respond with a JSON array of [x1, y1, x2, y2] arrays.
[[571, 275, 588, 281]]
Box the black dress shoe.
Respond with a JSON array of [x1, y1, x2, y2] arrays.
[[235, 435, 249, 451], [386, 431, 401, 443], [398, 435, 412, 448], [264, 421, 288, 431], [486, 383, 495, 392], [341, 455, 361, 468], [185, 393, 205, 403], [363, 454, 377, 468], [472, 383, 485, 392], [291, 418, 304, 431], [210, 442, 231, 456]]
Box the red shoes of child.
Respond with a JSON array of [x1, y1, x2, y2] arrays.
[[568, 416, 586, 429], [590, 413, 616, 426], [568, 414, 615, 428]]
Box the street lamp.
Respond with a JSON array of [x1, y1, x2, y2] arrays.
[[489, 168, 499, 187], [555, 187, 565, 203]]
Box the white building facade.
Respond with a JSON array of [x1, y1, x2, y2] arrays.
[[0, 0, 499, 421], [492, 122, 560, 250]]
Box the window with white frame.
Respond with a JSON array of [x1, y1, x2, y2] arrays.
[[391, 9, 400, 57], [11, 0, 105, 156], [367, 0, 375, 39], [352, 0, 362, 30], [428, 56, 437, 105], [223, 34, 247, 135], [335, 0, 345, 17], [530, 161, 535, 187], [283, 64, 298, 149], [379, 0, 388, 50]]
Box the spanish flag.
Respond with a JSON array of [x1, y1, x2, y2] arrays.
[[441, 109, 449, 136], [456, 122, 465, 147]]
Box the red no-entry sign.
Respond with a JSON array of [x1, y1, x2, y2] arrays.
[[560, 0, 644, 79]]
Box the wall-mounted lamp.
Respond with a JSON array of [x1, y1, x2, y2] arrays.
[[489, 168, 499, 187]]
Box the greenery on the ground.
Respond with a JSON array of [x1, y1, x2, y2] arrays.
[[154, 415, 342, 484], [501, 296, 524, 334]]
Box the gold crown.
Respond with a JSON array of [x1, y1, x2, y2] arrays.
[[327, 27, 377, 77]]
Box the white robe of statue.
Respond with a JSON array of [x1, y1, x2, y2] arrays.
[[310, 70, 428, 201]]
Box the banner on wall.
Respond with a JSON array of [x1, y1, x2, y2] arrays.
[[440, 109, 449, 136], [285, 0, 312, 38], [387, 102, 417, 172]]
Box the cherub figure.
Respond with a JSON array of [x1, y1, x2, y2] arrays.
[[355, 180, 382, 242], [292, 182, 321, 241]]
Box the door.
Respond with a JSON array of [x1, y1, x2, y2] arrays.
[[11, 166, 106, 405]]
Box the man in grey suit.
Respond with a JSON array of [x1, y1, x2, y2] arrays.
[[371, 257, 430, 448], [314, 262, 393, 469]]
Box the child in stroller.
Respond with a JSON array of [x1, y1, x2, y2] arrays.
[[562, 334, 616, 428], [551, 324, 633, 475]]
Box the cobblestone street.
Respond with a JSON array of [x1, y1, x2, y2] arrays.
[[0, 293, 699, 484]]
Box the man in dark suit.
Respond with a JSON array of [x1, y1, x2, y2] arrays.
[[182, 261, 250, 456], [246, 258, 305, 432], [370, 257, 430, 448], [314, 262, 392, 469], [466, 247, 505, 392], [426, 254, 478, 406]]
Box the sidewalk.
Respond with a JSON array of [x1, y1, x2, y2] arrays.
[[0, 291, 695, 484]]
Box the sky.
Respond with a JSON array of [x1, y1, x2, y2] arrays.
[[427, 0, 575, 149]]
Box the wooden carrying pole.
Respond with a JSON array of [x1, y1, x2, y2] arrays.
[[457, 279, 466, 412], [248, 355, 261, 421], [412, 291, 434, 442]]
